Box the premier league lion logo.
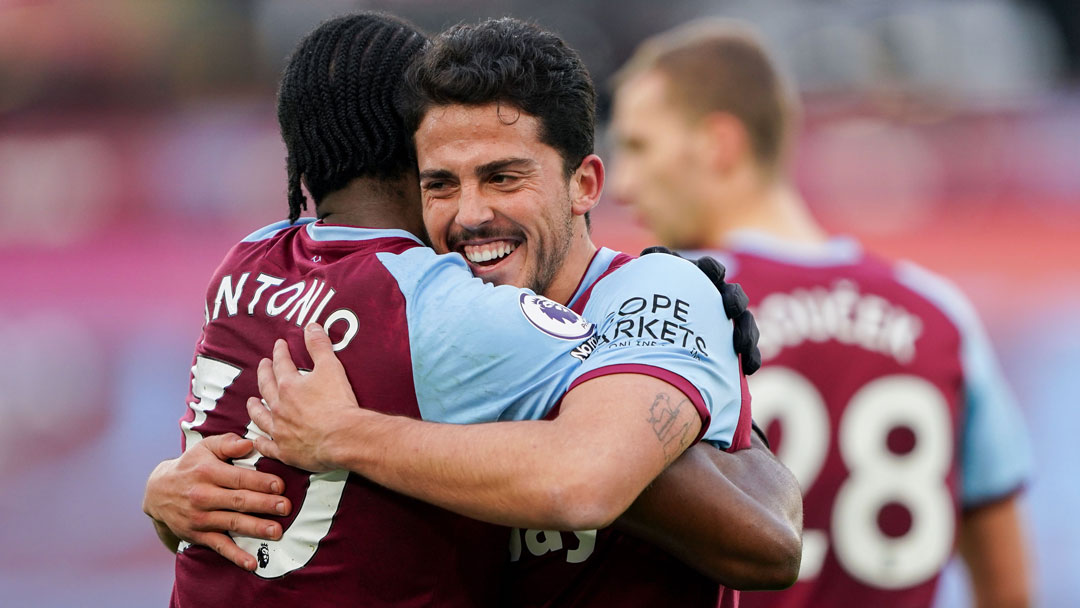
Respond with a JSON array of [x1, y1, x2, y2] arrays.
[[519, 294, 594, 340], [257, 543, 270, 568], [536, 298, 581, 324]]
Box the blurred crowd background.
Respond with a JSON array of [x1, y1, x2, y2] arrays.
[[1, 0, 1077, 605]]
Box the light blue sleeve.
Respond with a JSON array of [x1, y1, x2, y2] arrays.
[[897, 262, 1032, 507], [377, 248, 591, 425], [956, 307, 1032, 506], [240, 218, 315, 242], [570, 254, 745, 448]]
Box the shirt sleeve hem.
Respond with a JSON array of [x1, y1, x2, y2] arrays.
[[567, 363, 712, 443], [961, 483, 1027, 513]]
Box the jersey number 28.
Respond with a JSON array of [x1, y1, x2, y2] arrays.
[[750, 366, 954, 589]]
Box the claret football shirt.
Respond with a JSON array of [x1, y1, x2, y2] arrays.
[[696, 232, 1031, 608], [172, 220, 746, 607]]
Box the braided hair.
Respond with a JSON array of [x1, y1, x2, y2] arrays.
[[278, 13, 429, 223]]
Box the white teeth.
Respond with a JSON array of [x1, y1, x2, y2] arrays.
[[464, 241, 517, 263]]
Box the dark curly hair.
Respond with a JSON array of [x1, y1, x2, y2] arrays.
[[277, 13, 429, 223], [403, 18, 596, 179]]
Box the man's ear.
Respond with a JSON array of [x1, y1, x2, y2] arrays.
[[699, 113, 749, 175], [569, 154, 605, 216]]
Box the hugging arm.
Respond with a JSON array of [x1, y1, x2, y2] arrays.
[[147, 324, 799, 584], [142, 433, 291, 571], [251, 325, 800, 588], [249, 329, 704, 531], [146, 251, 797, 581], [617, 431, 802, 589], [621, 248, 800, 588]]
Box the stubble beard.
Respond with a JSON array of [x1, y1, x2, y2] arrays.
[[525, 195, 576, 299]]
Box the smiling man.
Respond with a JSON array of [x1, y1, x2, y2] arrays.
[[244, 18, 798, 607], [416, 104, 593, 302], [414, 109, 592, 306], [143, 15, 800, 608], [419, 110, 600, 304]]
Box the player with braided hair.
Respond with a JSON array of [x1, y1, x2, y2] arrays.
[[144, 14, 801, 608], [278, 14, 425, 223], [246, 18, 797, 607]]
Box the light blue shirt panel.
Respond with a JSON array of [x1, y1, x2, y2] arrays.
[[241, 218, 314, 242], [570, 254, 744, 448], [896, 262, 1032, 506], [377, 248, 585, 425], [242, 218, 426, 244], [567, 247, 622, 309], [304, 222, 422, 244]]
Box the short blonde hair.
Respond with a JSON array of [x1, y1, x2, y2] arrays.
[[614, 18, 799, 173]]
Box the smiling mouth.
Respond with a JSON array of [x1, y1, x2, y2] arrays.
[[459, 240, 519, 268]]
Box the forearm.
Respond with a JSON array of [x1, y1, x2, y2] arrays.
[[321, 374, 698, 530], [325, 409, 621, 529], [728, 433, 803, 532], [959, 495, 1031, 608], [617, 436, 802, 589]]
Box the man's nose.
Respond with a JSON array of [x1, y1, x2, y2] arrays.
[[454, 184, 496, 229]]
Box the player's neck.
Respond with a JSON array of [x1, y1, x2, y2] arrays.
[[708, 180, 828, 249], [542, 223, 598, 306], [317, 175, 426, 238]]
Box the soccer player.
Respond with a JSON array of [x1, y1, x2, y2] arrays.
[[243, 18, 800, 607], [143, 13, 800, 608], [610, 19, 1032, 608]]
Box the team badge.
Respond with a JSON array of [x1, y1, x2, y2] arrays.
[[519, 294, 594, 340]]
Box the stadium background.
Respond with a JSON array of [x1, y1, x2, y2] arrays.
[[1, 0, 1077, 605]]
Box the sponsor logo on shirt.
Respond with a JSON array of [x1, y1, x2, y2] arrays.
[[599, 294, 708, 358], [509, 528, 596, 564], [570, 334, 606, 361], [519, 294, 595, 341]]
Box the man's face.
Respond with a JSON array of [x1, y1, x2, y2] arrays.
[[611, 71, 710, 249], [414, 103, 579, 296]]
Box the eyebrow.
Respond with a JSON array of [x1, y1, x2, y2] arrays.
[[419, 158, 538, 183], [418, 168, 455, 182], [473, 157, 537, 177]]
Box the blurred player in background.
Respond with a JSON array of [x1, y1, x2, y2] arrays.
[[610, 18, 1032, 608], [144, 13, 801, 607]]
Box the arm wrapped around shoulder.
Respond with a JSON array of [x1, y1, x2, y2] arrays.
[[641, 246, 761, 374]]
